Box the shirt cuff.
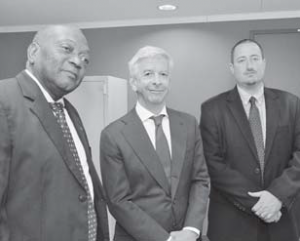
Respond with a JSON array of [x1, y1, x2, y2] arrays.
[[166, 236, 172, 241], [183, 226, 201, 237]]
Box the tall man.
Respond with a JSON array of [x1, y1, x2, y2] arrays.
[[200, 39, 300, 241], [100, 46, 210, 241], [0, 25, 109, 241]]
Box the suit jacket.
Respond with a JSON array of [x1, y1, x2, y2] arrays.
[[200, 86, 300, 241], [100, 108, 210, 241], [0, 71, 109, 241]]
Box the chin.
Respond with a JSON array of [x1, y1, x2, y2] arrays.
[[150, 95, 166, 103], [59, 84, 78, 95], [244, 79, 260, 85]]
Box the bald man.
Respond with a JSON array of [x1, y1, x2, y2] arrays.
[[0, 25, 109, 241]]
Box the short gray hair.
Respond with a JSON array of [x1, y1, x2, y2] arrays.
[[128, 46, 174, 78]]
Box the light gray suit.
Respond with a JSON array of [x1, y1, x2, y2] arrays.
[[100, 108, 210, 241]]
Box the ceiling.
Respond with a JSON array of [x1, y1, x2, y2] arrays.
[[1, 0, 300, 32]]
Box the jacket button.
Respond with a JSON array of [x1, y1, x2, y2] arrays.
[[254, 168, 260, 174], [78, 194, 87, 202]]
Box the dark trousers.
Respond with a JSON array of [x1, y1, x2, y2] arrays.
[[257, 219, 270, 241]]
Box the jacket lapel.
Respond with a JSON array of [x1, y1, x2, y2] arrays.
[[64, 99, 103, 190], [121, 109, 170, 195], [17, 71, 86, 189], [264, 88, 279, 165], [64, 99, 98, 188], [227, 87, 259, 162], [168, 109, 186, 199], [64, 99, 92, 162]]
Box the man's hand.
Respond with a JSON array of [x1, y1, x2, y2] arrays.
[[169, 229, 198, 241], [248, 190, 282, 223], [263, 210, 282, 223]]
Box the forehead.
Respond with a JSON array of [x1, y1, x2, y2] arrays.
[[42, 27, 89, 51], [136, 55, 169, 69], [234, 42, 262, 58]]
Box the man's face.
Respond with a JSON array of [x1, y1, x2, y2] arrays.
[[230, 42, 266, 89], [32, 26, 90, 100], [130, 56, 170, 111]]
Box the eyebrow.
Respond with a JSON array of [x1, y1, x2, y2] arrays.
[[236, 54, 261, 59]]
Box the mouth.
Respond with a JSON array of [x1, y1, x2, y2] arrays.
[[64, 70, 78, 79], [149, 89, 166, 94], [149, 88, 165, 92], [245, 72, 256, 76]]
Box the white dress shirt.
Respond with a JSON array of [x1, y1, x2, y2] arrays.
[[237, 85, 266, 147], [135, 102, 200, 239], [135, 102, 172, 156], [25, 69, 94, 200]]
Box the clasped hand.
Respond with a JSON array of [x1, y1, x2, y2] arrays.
[[248, 190, 282, 223], [169, 229, 198, 241]]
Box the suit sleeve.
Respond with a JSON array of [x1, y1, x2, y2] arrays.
[[267, 97, 300, 209], [200, 103, 260, 213], [0, 100, 11, 237], [183, 117, 210, 230], [100, 128, 170, 241]]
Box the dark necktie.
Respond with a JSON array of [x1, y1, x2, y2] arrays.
[[50, 102, 97, 241], [248, 97, 265, 181], [151, 115, 171, 183]]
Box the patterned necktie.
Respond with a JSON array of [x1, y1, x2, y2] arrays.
[[151, 115, 171, 183], [49, 102, 97, 241], [248, 97, 265, 181]]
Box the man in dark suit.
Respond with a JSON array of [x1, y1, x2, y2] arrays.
[[200, 39, 300, 241], [100, 46, 210, 241], [0, 25, 109, 241]]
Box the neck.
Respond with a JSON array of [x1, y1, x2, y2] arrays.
[[238, 82, 263, 96], [138, 101, 165, 115]]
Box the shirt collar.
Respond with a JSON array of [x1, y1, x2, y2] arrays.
[[135, 101, 168, 122], [237, 84, 264, 106], [25, 69, 64, 105]]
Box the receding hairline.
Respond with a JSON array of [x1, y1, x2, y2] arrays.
[[32, 25, 87, 45], [231, 39, 264, 63]]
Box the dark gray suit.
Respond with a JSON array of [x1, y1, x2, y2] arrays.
[[200, 86, 300, 241], [0, 71, 109, 241]]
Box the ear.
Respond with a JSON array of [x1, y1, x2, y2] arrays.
[[262, 58, 266, 72], [27, 42, 39, 64], [129, 77, 137, 92], [229, 62, 235, 75]]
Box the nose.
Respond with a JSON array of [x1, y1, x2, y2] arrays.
[[152, 73, 162, 85], [69, 54, 82, 69], [246, 59, 254, 70]]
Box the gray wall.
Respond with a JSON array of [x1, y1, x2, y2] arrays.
[[0, 32, 33, 79], [1, 18, 300, 120]]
